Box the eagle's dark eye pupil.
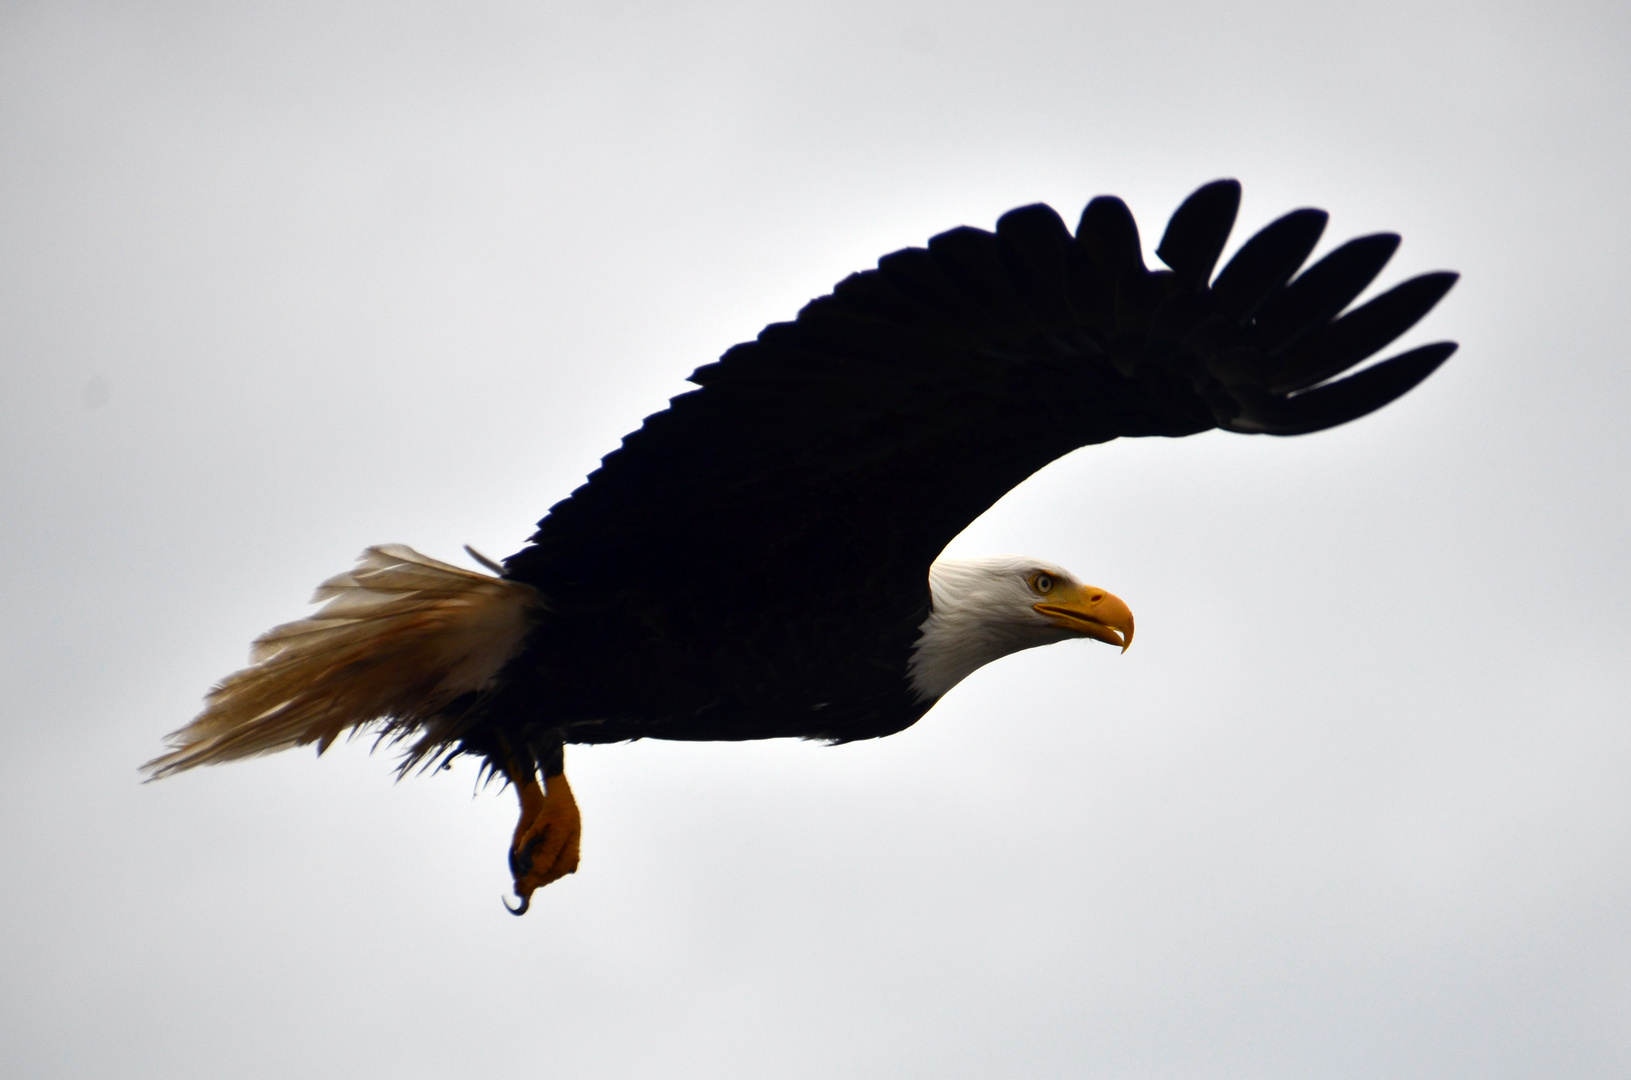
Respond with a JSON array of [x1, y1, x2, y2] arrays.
[[1036, 574, 1053, 593]]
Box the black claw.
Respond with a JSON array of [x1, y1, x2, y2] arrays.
[[509, 830, 547, 878], [504, 829, 547, 914]]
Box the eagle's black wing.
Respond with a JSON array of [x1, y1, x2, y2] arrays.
[[495, 180, 1456, 745]]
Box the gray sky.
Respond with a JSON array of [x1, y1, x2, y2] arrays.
[[2, 2, 1628, 1077]]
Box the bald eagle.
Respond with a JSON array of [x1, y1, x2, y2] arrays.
[[146, 180, 1457, 913]]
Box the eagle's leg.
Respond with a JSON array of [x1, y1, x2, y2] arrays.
[[500, 740, 580, 915]]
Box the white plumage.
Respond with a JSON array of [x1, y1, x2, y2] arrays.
[[144, 545, 537, 778], [908, 557, 1101, 701]]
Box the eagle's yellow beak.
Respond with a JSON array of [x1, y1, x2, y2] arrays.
[[1034, 584, 1134, 652]]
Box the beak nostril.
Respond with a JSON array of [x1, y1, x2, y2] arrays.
[[1090, 594, 1103, 602]]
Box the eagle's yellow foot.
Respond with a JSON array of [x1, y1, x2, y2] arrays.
[[503, 770, 581, 915]]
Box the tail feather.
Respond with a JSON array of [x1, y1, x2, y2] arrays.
[[144, 545, 538, 780]]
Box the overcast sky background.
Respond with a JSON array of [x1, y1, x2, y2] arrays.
[[2, 2, 1628, 1077]]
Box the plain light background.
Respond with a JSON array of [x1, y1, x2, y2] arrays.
[[2, 2, 1627, 1077]]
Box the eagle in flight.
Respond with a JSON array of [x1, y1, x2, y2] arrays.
[[146, 180, 1457, 914]]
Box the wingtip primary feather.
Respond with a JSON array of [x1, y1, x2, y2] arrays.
[[144, 545, 539, 781]]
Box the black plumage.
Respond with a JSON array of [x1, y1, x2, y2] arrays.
[[474, 179, 1456, 764]]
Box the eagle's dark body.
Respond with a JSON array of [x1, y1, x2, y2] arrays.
[[474, 181, 1455, 764]]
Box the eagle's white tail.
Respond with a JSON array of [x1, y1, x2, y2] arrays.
[[144, 545, 538, 779]]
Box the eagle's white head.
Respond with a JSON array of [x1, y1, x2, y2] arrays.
[[907, 556, 1134, 701]]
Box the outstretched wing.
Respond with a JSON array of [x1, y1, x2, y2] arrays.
[[498, 180, 1456, 742]]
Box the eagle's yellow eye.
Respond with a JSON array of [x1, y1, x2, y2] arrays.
[[1032, 573, 1054, 594]]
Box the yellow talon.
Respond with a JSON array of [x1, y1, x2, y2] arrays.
[[504, 770, 581, 914]]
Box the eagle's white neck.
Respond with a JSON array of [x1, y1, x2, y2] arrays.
[[906, 557, 1081, 702]]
